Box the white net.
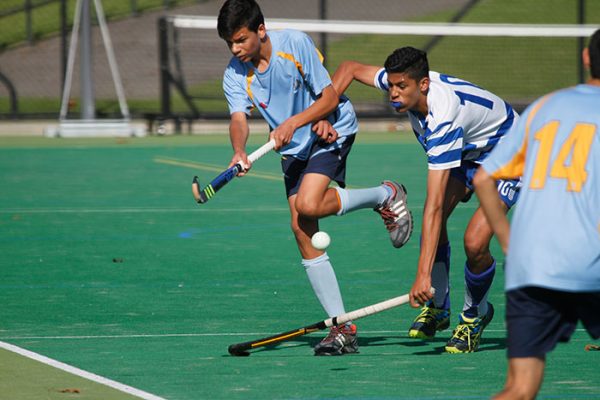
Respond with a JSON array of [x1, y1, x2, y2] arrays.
[[162, 15, 598, 116]]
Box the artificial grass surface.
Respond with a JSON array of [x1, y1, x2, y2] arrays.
[[0, 133, 598, 399]]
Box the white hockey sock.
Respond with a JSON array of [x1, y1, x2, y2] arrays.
[[302, 253, 345, 317], [334, 185, 392, 216]]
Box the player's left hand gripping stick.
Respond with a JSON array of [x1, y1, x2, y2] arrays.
[[192, 139, 276, 204]]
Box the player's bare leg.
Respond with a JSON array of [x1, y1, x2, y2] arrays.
[[288, 175, 358, 355], [463, 205, 507, 273], [493, 357, 545, 400], [445, 199, 507, 353], [297, 172, 413, 246], [294, 173, 341, 221], [289, 193, 347, 315], [462, 205, 508, 314]]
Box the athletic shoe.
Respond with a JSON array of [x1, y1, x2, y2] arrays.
[[314, 324, 359, 356], [408, 305, 450, 339], [445, 303, 495, 353], [375, 181, 413, 248]]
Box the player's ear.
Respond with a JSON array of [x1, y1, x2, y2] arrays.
[[419, 77, 430, 93], [583, 47, 591, 70], [258, 24, 267, 41]]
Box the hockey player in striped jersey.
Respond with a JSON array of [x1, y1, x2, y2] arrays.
[[331, 46, 520, 352]]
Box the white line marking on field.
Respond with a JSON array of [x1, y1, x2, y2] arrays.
[[0, 341, 166, 400], [1, 333, 267, 340], [0, 328, 588, 342]]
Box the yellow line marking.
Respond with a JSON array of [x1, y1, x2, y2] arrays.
[[154, 157, 359, 189], [154, 157, 282, 182]]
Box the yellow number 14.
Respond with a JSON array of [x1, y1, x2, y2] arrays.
[[530, 122, 596, 192]]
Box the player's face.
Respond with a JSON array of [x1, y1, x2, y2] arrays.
[[387, 72, 428, 112], [226, 25, 266, 63]]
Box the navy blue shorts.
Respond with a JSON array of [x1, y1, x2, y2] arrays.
[[281, 135, 355, 197], [451, 160, 521, 208], [505, 287, 600, 358]]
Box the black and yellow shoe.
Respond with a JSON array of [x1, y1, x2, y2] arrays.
[[445, 303, 494, 353], [408, 306, 450, 339]]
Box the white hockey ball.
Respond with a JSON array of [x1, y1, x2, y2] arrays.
[[311, 231, 331, 250]]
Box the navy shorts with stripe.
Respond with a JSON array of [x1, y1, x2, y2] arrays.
[[506, 287, 600, 358], [281, 135, 355, 197], [451, 160, 521, 208]]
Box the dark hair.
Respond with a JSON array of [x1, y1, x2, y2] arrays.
[[217, 0, 265, 40], [384, 47, 429, 81], [589, 28, 600, 79]]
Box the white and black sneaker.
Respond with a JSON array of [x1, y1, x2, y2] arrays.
[[375, 181, 413, 248], [313, 324, 359, 356]]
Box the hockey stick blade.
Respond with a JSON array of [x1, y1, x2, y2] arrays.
[[191, 176, 208, 204], [192, 164, 242, 204], [191, 139, 275, 205], [228, 322, 325, 356]]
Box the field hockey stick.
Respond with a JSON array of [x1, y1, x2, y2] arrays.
[[228, 290, 432, 356], [192, 139, 276, 204]]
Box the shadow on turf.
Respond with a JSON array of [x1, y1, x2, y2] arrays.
[[360, 336, 506, 355], [225, 335, 506, 356], [399, 337, 507, 355]]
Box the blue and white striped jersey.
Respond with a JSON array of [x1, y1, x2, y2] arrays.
[[223, 29, 358, 160], [374, 69, 517, 170]]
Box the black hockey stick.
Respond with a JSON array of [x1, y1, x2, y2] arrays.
[[229, 293, 413, 356], [192, 139, 275, 204]]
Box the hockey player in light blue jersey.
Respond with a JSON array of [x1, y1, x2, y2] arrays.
[[216, 0, 413, 356], [474, 28, 600, 400], [331, 47, 520, 353]]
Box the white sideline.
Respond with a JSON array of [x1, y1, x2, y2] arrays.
[[0, 341, 166, 400]]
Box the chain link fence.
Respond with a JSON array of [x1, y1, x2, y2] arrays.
[[0, 0, 597, 121]]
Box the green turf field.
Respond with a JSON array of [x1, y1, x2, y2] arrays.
[[0, 133, 599, 399]]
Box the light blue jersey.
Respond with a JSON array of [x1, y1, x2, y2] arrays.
[[374, 69, 517, 170], [223, 29, 358, 160], [482, 84, 600, 292]]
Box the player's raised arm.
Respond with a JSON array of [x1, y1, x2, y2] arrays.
[[292, 84, 339, 127], [313, 61, 381, 143], [270, 84, 339, 150], [331, 61, 382, 96]]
